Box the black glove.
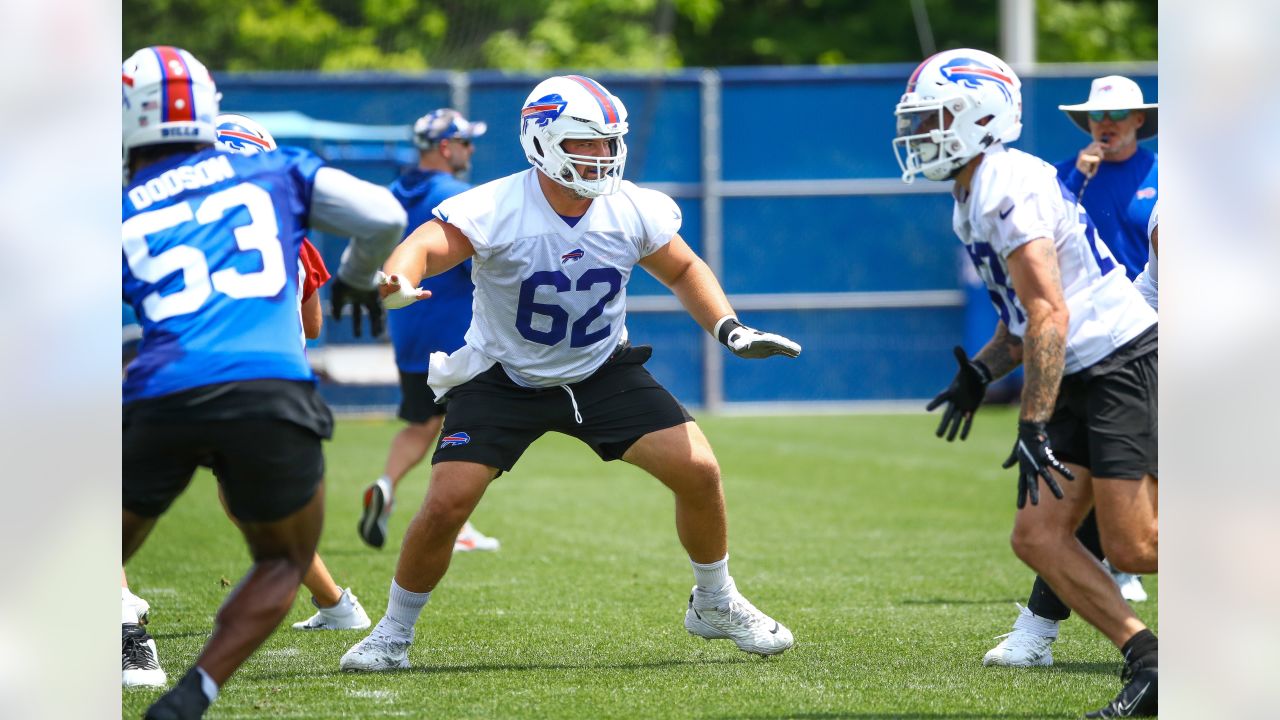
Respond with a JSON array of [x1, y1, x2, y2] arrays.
[[330, 277, 385, 338], [716, 317, 801, 359], [926, 346, 992, 441], [1002, 420, 1075, 508]]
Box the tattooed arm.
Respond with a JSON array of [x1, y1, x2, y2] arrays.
[[1005, 238, 1069, 423], [973, 320, 1023, 380]]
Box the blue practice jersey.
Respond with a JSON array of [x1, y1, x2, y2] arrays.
[[122, 146, 324, 403], [387, 168, 475, 372], [1055, 146, 1158, 280]]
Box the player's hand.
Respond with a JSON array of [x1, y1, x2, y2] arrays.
[[926, 346, 992, 441], [1002, 421, 1075, 508], [716, 317, 800, 359], [377, 271, 432, 310], [330, 277, 385, 338], [1075, 141, 1105, 178]]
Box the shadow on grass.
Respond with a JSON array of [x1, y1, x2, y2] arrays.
[[1046, 660, 1119, 676], [897, 598, 1022, 606], [251, 655, 753, 681], [150, 629, 212, 641], [709, 713, 1076, 719]]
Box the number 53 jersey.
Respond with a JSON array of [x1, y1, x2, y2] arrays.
[[432, 169, 681, 389], [122, 147, 321, 403], [953, 146, 1156, 374]]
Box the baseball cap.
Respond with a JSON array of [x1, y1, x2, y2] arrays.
[[412, 108, 487, 149]]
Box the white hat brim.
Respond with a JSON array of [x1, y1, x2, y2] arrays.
[[1060, 106, 1158, 141]]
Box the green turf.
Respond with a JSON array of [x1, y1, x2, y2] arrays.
[[123, 408, 1156, 719]]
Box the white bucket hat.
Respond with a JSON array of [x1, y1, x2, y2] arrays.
[[1058, 75, 1158, 140]]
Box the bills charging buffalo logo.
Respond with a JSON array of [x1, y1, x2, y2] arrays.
[[939, 58, 1014, 102], [522, 94, 568, 133], [439, 432, 471, 448], [561, 248, 585, 263]]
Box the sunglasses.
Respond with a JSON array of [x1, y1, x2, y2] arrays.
[[1088, 110, 1132, 122]]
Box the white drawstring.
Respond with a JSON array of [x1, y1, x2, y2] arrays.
[[559, 384, 583, 424]]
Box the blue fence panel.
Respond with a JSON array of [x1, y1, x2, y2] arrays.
[[721, 307, 965, 402], [721, 193, 957, 294], [625, 312, 706, 406]]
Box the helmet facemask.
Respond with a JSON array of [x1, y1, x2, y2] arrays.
[[543, 133, 628, 198], [893, 95, 978, 183]]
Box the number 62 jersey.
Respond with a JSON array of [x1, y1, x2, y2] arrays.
[[953, 146, 1156, 374], [429, 169, 681, 392]]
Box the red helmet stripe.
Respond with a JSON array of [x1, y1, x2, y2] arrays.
[[566, 75, 619, 125], [152, 46, 195, 122]]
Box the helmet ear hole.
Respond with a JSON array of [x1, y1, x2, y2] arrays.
[[532, 136, 544, 157]]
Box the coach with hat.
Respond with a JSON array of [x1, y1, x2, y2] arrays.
[[1054, 75, 1159, 279]]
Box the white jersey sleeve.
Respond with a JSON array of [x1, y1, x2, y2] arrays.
[[971, 160, 1059, 261], [1134, 201, 1159, 310], [623, 184, 682, 256], [310, 166, 407, 289]]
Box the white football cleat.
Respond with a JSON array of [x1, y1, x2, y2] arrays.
[[684, 578, 794, 656], [454, 521, 500, 553], [122, 623, 166, 687], [123, 587, 151, 625], [358, 478, 394, 549], [1104, 560, 1149, 603], [292, 587, 372, 631], [340, 621, 412, 672], [983, 604, 1056, 667]]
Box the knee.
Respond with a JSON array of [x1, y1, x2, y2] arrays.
[[1010, 523, 1062, 569], [684, 452, 722, 493]]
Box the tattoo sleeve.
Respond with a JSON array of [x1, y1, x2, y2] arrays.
[[1017, 242, 1068, 423], [974, 321, 1023, 379]]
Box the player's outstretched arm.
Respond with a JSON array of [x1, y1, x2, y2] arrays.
[[310, 166, 408, 337], [640, 234, 800, 359], [379, 219, 475, 310]]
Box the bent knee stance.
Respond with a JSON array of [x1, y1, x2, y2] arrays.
[[1102, 530, 1158, 574]]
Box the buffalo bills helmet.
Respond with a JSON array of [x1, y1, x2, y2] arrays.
[[518, 75, 629, 198], [215, 113, 277, 155], [122, 46, 220, 166], [893, 49, 1022, 183]]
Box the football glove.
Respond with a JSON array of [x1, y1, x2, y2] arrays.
[[715, 317, 801, 359], [377, 272, 432, 310], [330, 276, 384, 338], [1003, 420, 1075, 508], [926, 346, 992, 441]]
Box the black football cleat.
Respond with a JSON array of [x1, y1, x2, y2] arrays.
[[144, 667, 211, 720], [1085, 657, 1157, 718]]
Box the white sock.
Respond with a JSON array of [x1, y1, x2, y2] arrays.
[[691, 555, 730, 595], [122, 589, 139, 624], [385, 578, 430, 634], [195, 666, 219, 703], [317, 587, 349, 612], [1014, 608, 1061, 638]]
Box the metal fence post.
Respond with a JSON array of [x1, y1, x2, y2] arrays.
[[700, 68, 724, 413]]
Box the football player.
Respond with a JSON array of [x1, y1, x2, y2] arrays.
[[123, 46, 404, 718], [341, 74, 800, 671], [896, 50, 1159, 717]]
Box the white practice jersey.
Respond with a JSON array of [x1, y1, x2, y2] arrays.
[[953, 146, 1156, 374], [430, 169, 680, 390], [1134, 201, 1159, 311]]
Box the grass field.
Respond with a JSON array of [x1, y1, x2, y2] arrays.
[[122, 408, 1157, 719]]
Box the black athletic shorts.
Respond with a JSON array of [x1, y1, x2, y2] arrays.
[[1047, 325, 1157, 480], [123, 380, 330, 522], [432, 343, 694, 472], [397, 370, 446, 423]]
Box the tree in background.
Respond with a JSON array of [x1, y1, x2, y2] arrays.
[[123, 0, 1155, 71]]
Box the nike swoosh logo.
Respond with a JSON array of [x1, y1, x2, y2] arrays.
[[999, 205, 1015, 219], [1115, 680, 1150, 715], [769, 622, 779, 634], [693, 609, 702, 620]]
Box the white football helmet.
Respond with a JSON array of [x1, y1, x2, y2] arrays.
[[519, 75, 629, 197], [122, 46, 220, 164], [216, 113, 277, 155], [893, 49, 1022, 183]]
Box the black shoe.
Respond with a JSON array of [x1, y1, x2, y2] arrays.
[[144, 668, 211, 720], [1085, 657, 1158, 718], [122, 623, 166, 687], [358, 480, 390, 549]]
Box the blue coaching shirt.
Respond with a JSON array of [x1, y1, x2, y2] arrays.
[[122, 146, 323, 403], [387, 168, 475, 373], [1055, 146, 1158, 280]]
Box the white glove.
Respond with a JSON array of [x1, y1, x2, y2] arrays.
[[377, 271, 432, 310], [714, 316, 801, 359]]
